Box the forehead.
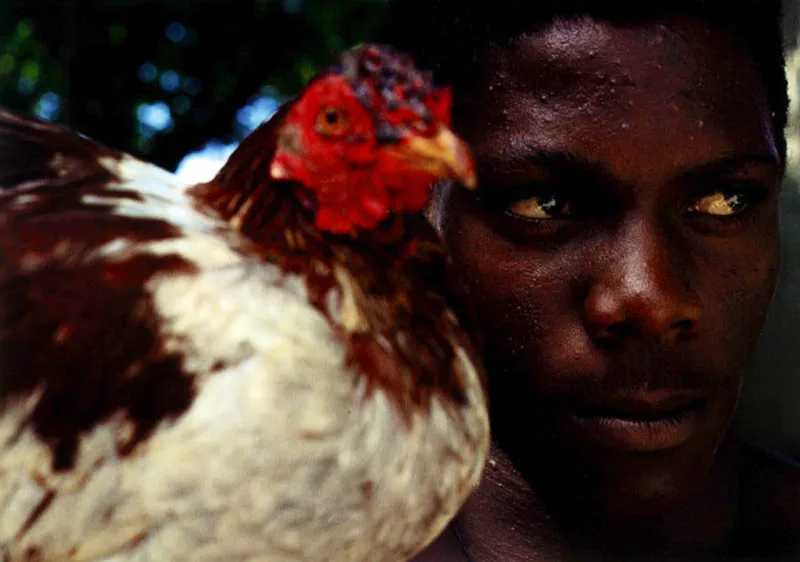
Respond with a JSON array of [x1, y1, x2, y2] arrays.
[[459, 17, 777, 182]]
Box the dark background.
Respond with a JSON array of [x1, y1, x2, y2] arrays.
[[2, 0, 800, 459], [0, 0, 389, 171]]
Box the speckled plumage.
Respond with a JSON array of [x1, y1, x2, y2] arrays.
[[0, 44, 488, 562]]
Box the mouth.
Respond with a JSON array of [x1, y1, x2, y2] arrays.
[[569, 391, 708, 453]]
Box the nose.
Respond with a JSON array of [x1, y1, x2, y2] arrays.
[[582, 220, 702, 345]]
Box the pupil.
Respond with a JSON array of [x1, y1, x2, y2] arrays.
[[727, 193, 745, 212], [325, 110, 339, 124], [541, 194, 564, 214]]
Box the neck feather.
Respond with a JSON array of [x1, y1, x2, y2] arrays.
[[188, 104, 418, 250], [184, 108, 475, 417]]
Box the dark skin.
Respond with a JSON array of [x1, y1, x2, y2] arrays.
[[413, 16, 800, 562]]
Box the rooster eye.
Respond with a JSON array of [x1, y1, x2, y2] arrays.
[[316, 106, 349, 137]]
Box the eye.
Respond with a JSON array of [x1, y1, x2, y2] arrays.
[[685, 182, 766, 217], [687, 191, 747, 216], [506, 189, 572, 220], [315, 106, 349, 137], [687, 192, 746, 216]]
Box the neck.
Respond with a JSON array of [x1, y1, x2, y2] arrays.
[[188, 116, 414, 252], [456, 439, 741, 561], [454, 443, 572, 562], [188, 133, 471, 419], [187, 104, 316, 247], [193, 170, 417, 259]]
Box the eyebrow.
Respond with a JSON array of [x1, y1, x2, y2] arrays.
[[482, 148, 613, 183], [481, 146, 782, 188], [676, 152, 782, 182]]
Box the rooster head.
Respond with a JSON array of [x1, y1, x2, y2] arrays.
[[269, 44, 476, 235]]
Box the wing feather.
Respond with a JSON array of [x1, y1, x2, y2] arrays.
[[0, 110, 488, 562], [0, 111, 346, 561]]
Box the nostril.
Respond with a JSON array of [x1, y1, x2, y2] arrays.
[[589, 314, 699, 347], [670, 318, 699, 341], [592, 321, 636, 348], [582, 272, 703, 345]]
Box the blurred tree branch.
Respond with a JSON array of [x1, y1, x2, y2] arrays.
[[0, 0, 388, 170]]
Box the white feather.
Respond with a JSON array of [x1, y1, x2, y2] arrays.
[[0, 153, 490, 561]]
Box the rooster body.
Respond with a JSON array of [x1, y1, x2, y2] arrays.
[[0, 45, 489, 562]]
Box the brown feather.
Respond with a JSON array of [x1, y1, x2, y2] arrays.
[[189, 103, 476, 419], [0, 111, 200, 471]]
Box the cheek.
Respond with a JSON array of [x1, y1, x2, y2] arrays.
[[691, 198, 780, 335], [441, 192, 586, 387], [440, 190, 780, 397], [695, 227, 780, 358]]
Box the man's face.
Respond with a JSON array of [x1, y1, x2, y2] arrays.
[[434, 17, 782, 515]]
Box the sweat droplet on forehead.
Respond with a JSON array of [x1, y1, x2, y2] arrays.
[[461, 18, 777, 186]]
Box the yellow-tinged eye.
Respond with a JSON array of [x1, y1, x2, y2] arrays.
[[507, 193, 571, 219], [688, 191, 748, 216], [315, 106, 349, 137]]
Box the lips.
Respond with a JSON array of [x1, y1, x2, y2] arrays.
[[569, 391, 708, 453]]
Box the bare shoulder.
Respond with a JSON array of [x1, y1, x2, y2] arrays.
[[733, 439, 800, 559], [410, 525, 466, 561]]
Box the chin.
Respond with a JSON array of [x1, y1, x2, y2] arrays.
[[593, 395, 740, 517], [588, 443, 717, 517], [579, 410, 737, 520], [496, 393, 736, 519]]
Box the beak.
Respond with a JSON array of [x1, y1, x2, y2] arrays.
[[393, 126, 477, 190]]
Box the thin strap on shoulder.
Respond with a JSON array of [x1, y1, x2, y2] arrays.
[[453, 523, 475, 562]]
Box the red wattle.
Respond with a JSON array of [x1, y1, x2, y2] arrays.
[[315, 206, 353, 234]]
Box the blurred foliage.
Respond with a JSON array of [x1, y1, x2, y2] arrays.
[[0, 0, 389, 170]]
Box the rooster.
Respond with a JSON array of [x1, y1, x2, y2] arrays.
[[0, 44, 489, 562]]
